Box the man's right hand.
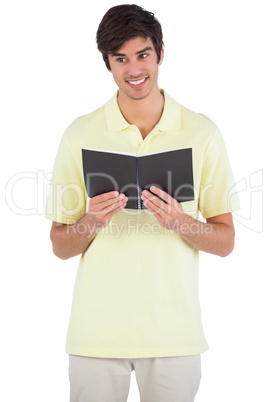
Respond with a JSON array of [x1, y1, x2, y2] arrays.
[[87, 191, 128, 231], [50, 191, 128, 260]]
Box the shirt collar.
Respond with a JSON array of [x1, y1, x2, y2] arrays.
[[104, 89, 181, 133]]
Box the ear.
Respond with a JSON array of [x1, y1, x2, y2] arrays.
[[158, 47, 164, 66]]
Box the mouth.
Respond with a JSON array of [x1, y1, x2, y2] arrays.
[[126, 77, 149, 89]]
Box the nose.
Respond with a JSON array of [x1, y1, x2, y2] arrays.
[[126, 60, 143, 78]]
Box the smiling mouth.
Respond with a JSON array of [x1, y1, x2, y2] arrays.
[[126, 77, 149, 88]]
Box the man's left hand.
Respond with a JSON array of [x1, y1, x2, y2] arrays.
[[141, 186, 185, 231]]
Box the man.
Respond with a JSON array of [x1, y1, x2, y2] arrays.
[[46, 4, 240, 402]]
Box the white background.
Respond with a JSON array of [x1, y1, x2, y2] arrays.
[[1, 0, 267, 400]]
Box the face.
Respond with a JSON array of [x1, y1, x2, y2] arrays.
[[108, 36, 164, 101]]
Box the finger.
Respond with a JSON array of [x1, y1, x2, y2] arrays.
[[92, 191, 120, 204], [91, 192, 126, 209], [144, 200, 177, 230], [105, 200, 128, 220], [100, 194, 127, 210], [91, 196, 128, 215], [141, 190, 169, 213], [143, 196, 167, 216], [102, 197, 128, 216], [149, 186, 176, 205]]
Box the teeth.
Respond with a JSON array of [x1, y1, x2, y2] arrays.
[[128, 78, 146, 85]]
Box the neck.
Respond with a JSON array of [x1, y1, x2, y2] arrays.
[[117, 86, 164, 138]]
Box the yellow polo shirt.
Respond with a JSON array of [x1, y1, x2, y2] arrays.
[[45, 90, 240, 358]]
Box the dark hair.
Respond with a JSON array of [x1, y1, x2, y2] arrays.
[[96, 4, 164, 70]]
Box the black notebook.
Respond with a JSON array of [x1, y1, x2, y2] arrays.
[[82, 148, 194, 209]]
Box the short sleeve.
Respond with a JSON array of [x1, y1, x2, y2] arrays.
[[45, 134, 86, 224], [198, 128, 240, 219]]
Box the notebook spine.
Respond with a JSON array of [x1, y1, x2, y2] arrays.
[[136, 158, 142, 209]]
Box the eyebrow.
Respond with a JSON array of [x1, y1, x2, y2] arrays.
[[111, 46, 154, 57]]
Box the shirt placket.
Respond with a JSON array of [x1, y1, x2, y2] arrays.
[[130, 125, 161, 155]]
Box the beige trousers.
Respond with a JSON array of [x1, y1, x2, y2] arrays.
[[69, 354, 201, 402]]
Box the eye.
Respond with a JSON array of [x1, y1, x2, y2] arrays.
[[116, 58, 126, 63], [139, 53, 148, 59]]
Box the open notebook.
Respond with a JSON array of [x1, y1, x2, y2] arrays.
[[82, 148, 194, 209]]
